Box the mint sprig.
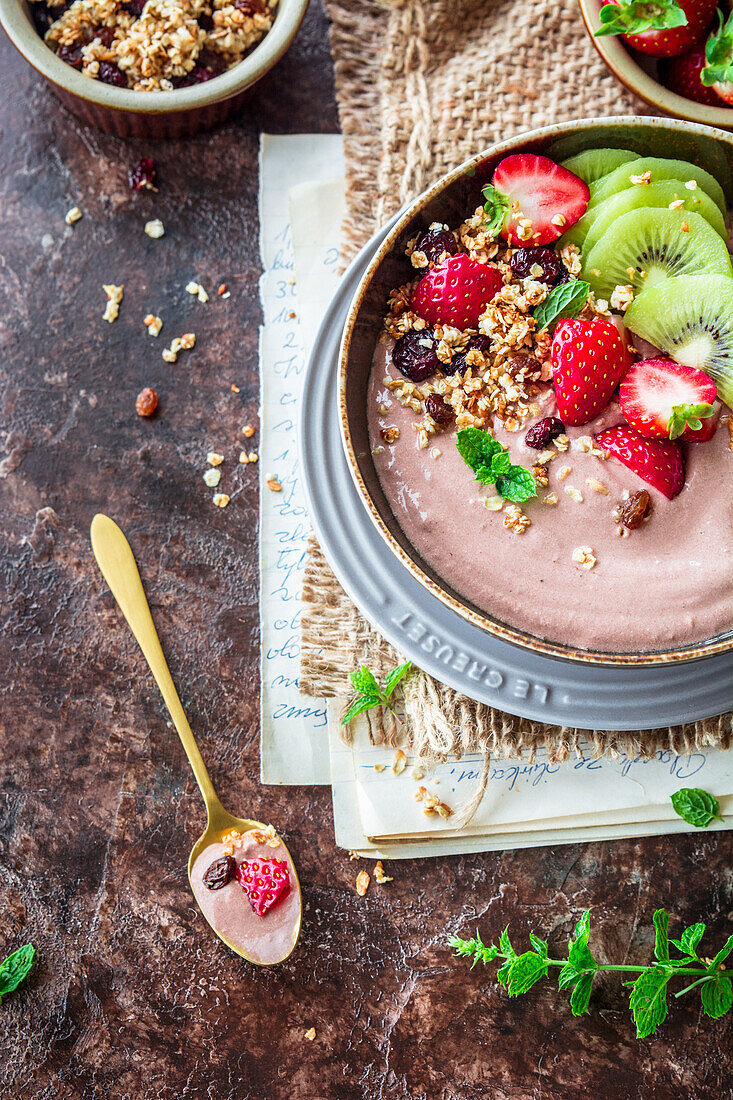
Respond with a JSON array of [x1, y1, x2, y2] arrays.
[[702, 9, 733, 87], [667, 402, 715, 440], [341, 661, 413, 726], [0, 943, 35, 1005], [671, 787, 723, 828], [595, 0, 688, 38], [533, 280, 590, 332], [481, 184, 511, 238], [456, 426, 536, 503], [450, 909, 733, 1038]]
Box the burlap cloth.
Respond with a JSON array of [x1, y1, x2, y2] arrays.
[[299, 0, 732, 802]]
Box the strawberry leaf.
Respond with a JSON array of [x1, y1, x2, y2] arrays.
[[481, 184, 511, 238], [595, 0, 688, 38], [533, 280, 590, 332], [702, 9, 733, 85], [667, 402, 715, 440]]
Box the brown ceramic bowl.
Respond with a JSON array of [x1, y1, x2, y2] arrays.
[[578, 0, 733, 129], [0, 0, 310, 137], [339, 116, 733, 667]]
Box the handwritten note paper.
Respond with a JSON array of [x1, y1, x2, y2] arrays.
[[258, 135, 344, 785]]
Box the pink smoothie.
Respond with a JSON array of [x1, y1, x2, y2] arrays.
[[191, 831, 300, 965], [367, 337, 733, 653]]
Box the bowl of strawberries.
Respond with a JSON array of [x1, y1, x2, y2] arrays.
[[580, 0, 733, 126]]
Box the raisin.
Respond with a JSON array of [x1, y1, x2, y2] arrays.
[[505, 353, 543, 381], [129, 156, 157, 191], [450, 334, 492, 374], [123, 0, 146, 14], [414, 227, 460, 265], [510, 246, 563, 286], [135, 387, 158, 417], [56, 43, 84, 69], [93, 25, 116, 47], [31, 3, 54, 36], [524, 416, 565, 449], [98, 61, 127, 87], [620, 490, 652, 530], [203, 855, 235, 890], [234, 0, 266, 12], [392, 331, 440, 383], [424, 393, 454, 426], [199, 11, 215, 30]]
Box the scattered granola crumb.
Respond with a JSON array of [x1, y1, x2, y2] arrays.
[[554, 434, 570, 452], [669, 198, 685, 210], [349, 850, 360, 860], [380, 426, 400, 444], [573, 436, 593, 453], [412, 766, 425, 780], [564, 485, 584, 503], [355, 869, 370, 896], [572, 545, 597, 570], [542, 492, 559, 505], [504, 504, 531, 533], [681, 220, 689, 233], [103, 284, 124, 323], [207, 452, 224, 467], [685, 179, 698, 190], [266, 476, 282, 492], [392, 749, 407, 775], [239, 450, 251, 464], [304, 1028, 316, 1042], [374, 763, 385, 773], [551, 213, 567, 227], [231, 384, 240, 393], [286, 274, 296, 285], [65, 206, 82, 226], [610, 284, 634, 311], [483, 495, 504, 511], [374, 861, 393, 884], [186, 280, 209, 303], [144, 218, 165, 239], [248, 451, 258, 463], [203, 468, 221, 488], [586, 477, 609, 495], [242, 424, 256, 438], [218, 283, 229, 298], [135, 386, 158, 417], [726, 418, 733, 450], [212, 493, 230, 509], [557, 464, 572, 481], [144, 313, 163, 337], [162, 333, 195, 363], [630, 170, 652, 185]]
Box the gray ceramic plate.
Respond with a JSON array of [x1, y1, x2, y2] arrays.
[[299, 220, 733, 730]]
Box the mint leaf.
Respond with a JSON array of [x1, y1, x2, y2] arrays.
[[630, 967, 672, 1038], [595, 0, 687, 38], [496, 927, 517, 986], [341, 694, 382, 725], [533, 280, 590, 332], [488, 450, 512, 478], [671, 788, 722, 828], [529, 934, 548, 959], [0, 944, 35, 1000], [568, 911, 596, 971], [449, 932, 500, 967], [653, 910, 670, 963], [383, 660, 413, 700], [455, 426, 503, 471], [708, 934, 733, 973], [569, 972, 594, 1016], [481, 184, 511, 238], [349, 666, 382, 698], [670, 923, 705, 958], [507, 952, 549, 997], [496, 466, 537, 503], [702, 9, 733, 86], [701, 974, 733, 1019], [667, 402, 715, 440]]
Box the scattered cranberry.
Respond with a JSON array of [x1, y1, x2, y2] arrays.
[[176, 65, 217, 86], [129, 156, 157, 192], [98, 61, 127, 87], [123, 0, 146, 14], [392, 331, 440, 383], [135, 387, 158, 417], [450, 334, 492, 374], [203, 855, 235, 891], [31, 3, 54, 35], [234, 0, 266, 12], [524, 416, 565, 449], [620, 490, 652, 530], [56, 43, 84, 69], [414, 227, 460, 266], [424, 393, 454, 427], [510, 246, 564, 286], [199, 11, 215, 30], [93, 25, 116, 47]]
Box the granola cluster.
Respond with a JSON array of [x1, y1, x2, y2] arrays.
[[35, 0, 279, 91]]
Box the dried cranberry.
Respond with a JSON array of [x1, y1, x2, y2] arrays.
[[524, 416, 565, 449], [176, 65, 217, 86], [424, 393, 454, 427], [203, 855, 235, 890], [450, 334, 492, 375], [56, 43, 84, 70], [621, 490, 652, 530], [199, 11, 214, 30], [234, 0, 266, 12], [392, 331, 440, 383], [506, 353, 542, 381], [98, 61, 127, 87], [123, 0, 146, 14], [129, 156, 157, 192], [414, 227, 460, 266], [93, 25, 116, 47], [31, 3, 54, 36], [510, 246, 564, 286], [135, 387, 158, 417]]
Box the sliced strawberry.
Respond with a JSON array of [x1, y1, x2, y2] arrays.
[[236, 857, 290, 917], [411, 253, 502, 329], [491, 154, 589, 246], [660, 42, 723, 104], [551, 317, 627, 426], [595, 425, 685, 499], [701, 9, 733, 104], [596, 0, 718, 58], [619, 358, 718, 441]]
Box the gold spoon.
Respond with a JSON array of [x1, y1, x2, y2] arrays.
[[90, 513, 302, 965]]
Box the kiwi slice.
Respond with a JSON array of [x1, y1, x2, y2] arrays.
[[624, 273, 733, 408], [560, 148, 638, 185], [583, 208, 733, 299], [589, 157, 727, 216], [582, 181, 727, 257]]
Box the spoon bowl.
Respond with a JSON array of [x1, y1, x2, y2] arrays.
[[90, 513, 302, 966]]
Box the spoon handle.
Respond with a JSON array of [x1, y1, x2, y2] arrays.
[[90, 513, 223, 819]]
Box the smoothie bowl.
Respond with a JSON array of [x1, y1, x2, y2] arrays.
[[339, 118, 733, 666]]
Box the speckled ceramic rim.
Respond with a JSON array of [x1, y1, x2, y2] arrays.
[[338, 116, 733, 668], [578, 0, 733, 129], [0, 0, 309, 116]]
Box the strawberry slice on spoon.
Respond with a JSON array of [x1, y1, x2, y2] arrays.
[[488, 154, 590, 246], [595, 425, 685, 499], [619, 358, 718, 442]]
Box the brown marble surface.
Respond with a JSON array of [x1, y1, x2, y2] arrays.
[[1, 5, 732, 1098]]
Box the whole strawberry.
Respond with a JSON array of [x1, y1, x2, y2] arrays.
[[236, 857, 291, 917], [660, 41, 723, 104], [595, 0, 718, 58], [700, 9, 733, 104], [551, 317, 627, 426], [411, 254, 502, 329], [595, 425, 685, 499]]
